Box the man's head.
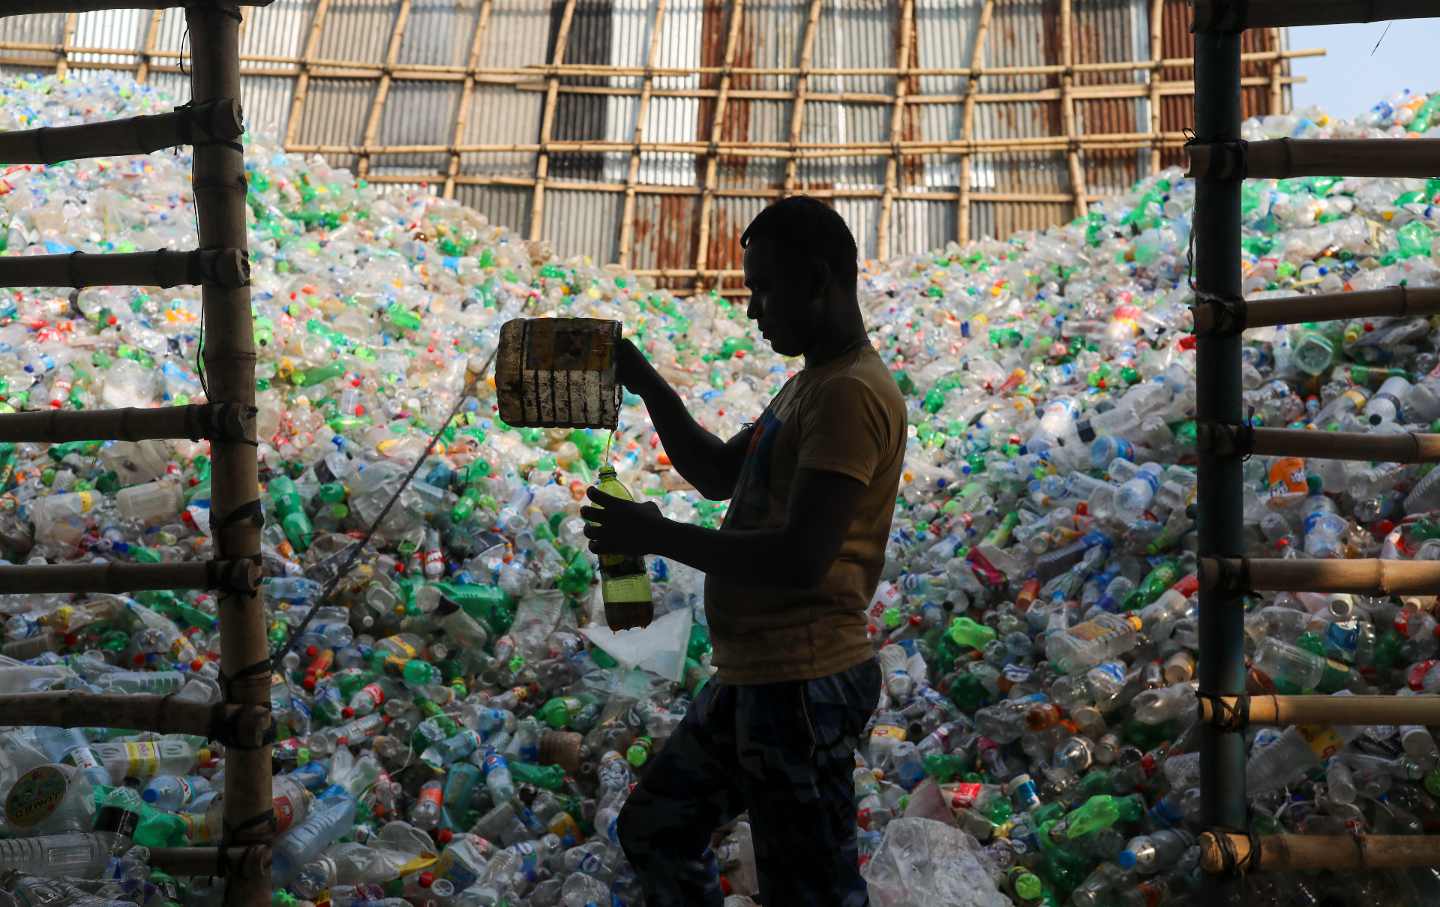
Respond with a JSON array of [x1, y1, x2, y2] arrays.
[[740, 196, 859, 358]]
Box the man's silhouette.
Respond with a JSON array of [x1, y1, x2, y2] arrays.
[[582, 196, 907, 906]]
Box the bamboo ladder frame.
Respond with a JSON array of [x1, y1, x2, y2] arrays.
[[529, 0, 579, 244], [956, 0, 994, 246], [443, 0, 495, 200], [780, 0, 824, 199], [1058, 0, 1087, 221], [692, 0, 746, 294], [283, 0, 335, 151], [357, 0, 416, 182], [135, 9, 164, 84], [616, 0, 669, 270], [1146, 0, 1163, 174], [875, 0, 915, 262]]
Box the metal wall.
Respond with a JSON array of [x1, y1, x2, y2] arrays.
[[0, 1, 1301, 295]]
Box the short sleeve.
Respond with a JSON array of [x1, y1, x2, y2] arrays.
[[797, 375, 895, 485]]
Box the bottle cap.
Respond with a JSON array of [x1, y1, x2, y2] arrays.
[[1116, 849, 1137, 870]]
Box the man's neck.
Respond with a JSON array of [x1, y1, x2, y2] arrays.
[[804, 308, 869, 370]]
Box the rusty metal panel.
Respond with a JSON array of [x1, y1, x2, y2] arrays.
[[628, 191, 703, 290], [1072, 0, 1148, 198]]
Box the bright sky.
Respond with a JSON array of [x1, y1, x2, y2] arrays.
[[1290, 22, 1440, 119]]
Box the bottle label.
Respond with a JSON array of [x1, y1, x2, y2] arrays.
[[1067, 620, 1115, 643], [1298, 724, 1344, 760], [945, 782, 984, 809], [274, 791, 298, 835], [124, 742, 160, 778], [871, 724, 907, 743], [5, 765, 68, 828]]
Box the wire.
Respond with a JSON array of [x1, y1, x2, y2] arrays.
[[270, 344, 498, 664]]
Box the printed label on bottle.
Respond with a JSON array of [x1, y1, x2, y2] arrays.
[[273, 792, 297, 835], [1298, 724, 1344, 760], [77, 491, 93, 514], [125, 742, 160, 778], [945, 782, 984, 809], [871, 724, 907, 743], [1066, 620, 1114, 642], [5, 765, 68, 828], [1002, 663, 1033, 684]]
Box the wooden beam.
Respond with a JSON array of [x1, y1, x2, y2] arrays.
[[1200, 694, 1440, 732], [876, 0, 915, 261], [1147, 0, 1164, 174], [1268, 27, 1285, 114], [693, 0, 747, 295], [0, 100, 243, 166], [1201, 557, 1440, 597], [55, 12, 77, 80], [136, 9, 164, 84], [1190, 137, 1440, 180], [529, 0, 579, 244], [1058, 0, 1086, 221], [0, 692, 270, 749], [1200, 833, 1440, 876], [0, 403, 253, 444], [444, 0, 495, 199], [0, 560, 259, 594], [282, 0, 334, 150], [357, 0, 415, 180], [617, 0, 669, 270], [781, 0, 825, 196], [957, 0, 995, 245]]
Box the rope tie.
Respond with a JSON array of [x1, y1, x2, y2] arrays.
[[1197, 689, 1249, 732]]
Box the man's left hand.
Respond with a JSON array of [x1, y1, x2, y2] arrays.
[[580, 487, 666, 555]]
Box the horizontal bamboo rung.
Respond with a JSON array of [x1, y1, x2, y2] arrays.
[[0, 403, 254, 444], [1201, 557, 1440, 596], [1200, 832, 1440, 875], [2, 1, 273, 15], [147, 846, 271, 878], [0, 560, 260, 594], [1193, 0, 1438, 32], [1189, 138, 1440, 181], [0, 248, 249, 290], [1197, 424, 1440, 463], [0, 99, 241, 166], [1193, 286, 1440, 333], [0, 692, 271, 749], [1199, 694, 1440, 730]]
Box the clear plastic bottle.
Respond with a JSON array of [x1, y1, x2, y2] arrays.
[[1046, 614, 1143, 674], [271, 795, 357, 886]]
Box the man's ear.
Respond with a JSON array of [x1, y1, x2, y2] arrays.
[[811, 257, 831, 300]]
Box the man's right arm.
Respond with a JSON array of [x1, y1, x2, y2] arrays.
[[618, 339, 754, 500]]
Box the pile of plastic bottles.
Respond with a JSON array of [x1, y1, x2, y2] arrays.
[[4, 71, 1440, 906]]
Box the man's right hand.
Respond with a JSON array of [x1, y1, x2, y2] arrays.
[[615, 337, 654, 395]]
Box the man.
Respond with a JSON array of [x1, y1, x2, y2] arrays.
[[580, 196, 907, 907]]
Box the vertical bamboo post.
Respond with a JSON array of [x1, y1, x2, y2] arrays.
[[444, 0, 495, 200], [956, 0, 994, 245], [529, 0, 580, 244], [136, 10, 163, 84], [780, 0, 824, 196], [617, 0, 669, 270], [357, 0, 415, 181], [876, 0, 915, 262], [186, 3, 270, 902], [283, 0, 334, 150], [55, 12, 76, 79], [693, 0, 746, 296], [1192, 9, 1246, 898], [1147, 0, 1164, 174], [1058, 0, 1086, 221], [1268, 26, 1284, 114]]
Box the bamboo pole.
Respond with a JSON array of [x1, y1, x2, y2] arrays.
[[1201, 557, 1440, 596], [1, 1, 272, 13], [1058, 0, 1087, 221], [617, 0, 669, 270], [148, 846, 271, 879], [0, 692, 271, 748], [1193, 285, 1440, 333], [693, 0, 746, 296], [529, 0, 579, 245], [282, 0, 334, 150], [0, 403, 253, 444], [54, 12, 76, 80], [1190, 138, 1440, 181], [357, 0, 414, 181], [185, 5, 270, 905], [1147, 0, 1164, 174], [0, 560, 259, 594], [1198, 694, 1440, 731], [443, 0, 495, 200], [1267, 28, 1284, 114], [1192, 0, 1439, 31], [876, 0, 915, 262], [1197, 424, 1440, 464], [781, 0, 825, 197], [957, 0, 994, 245], [136, 9, 164, 84], [1199, 833, 1440, 876], [0, 247, 249, 290]]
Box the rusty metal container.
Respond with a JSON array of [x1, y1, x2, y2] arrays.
[[495, 318, 622, 430]]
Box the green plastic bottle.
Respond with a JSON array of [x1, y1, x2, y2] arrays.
[[1063, 793, 1145, 839], [590, 467, 654, 631], [267, 475, 313, 552], [947, 616, 998, 650]]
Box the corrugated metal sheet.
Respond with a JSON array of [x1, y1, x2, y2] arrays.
[[0, 0, 1296, 287]]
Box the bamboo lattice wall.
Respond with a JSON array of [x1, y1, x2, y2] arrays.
[[0, 0, 1316, 296]]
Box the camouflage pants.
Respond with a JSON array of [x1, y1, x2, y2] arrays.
[[617, 658, 881, 907]]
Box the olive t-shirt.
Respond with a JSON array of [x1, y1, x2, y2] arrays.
[[704, 343, 907, 684]]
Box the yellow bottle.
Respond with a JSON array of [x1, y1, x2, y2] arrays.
[[591, 466, 654, 631]]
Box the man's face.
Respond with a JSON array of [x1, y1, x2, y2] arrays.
[[743, 238, 823, 358]]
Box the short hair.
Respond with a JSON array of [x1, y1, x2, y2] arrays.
[[740, 195, 858, 290]]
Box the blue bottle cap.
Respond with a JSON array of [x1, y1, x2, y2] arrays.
[[1117, 849, 1137, 870]]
